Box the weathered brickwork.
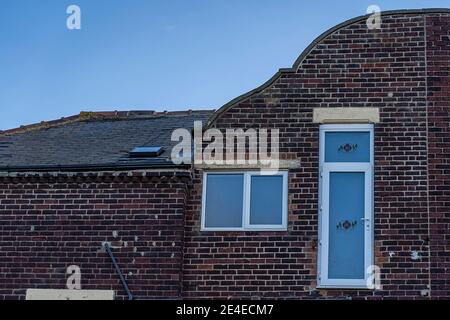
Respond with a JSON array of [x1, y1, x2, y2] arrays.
[[0, 10, 449, 300], [0, 172, 189, 300], [426, 15, 450, 300], [183, 11, 449, 299]]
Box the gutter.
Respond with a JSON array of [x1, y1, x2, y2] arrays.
[[0, 162, 190, 173]]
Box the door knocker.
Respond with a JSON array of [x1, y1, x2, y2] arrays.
[[336, 220, 357, 230], [338, 143, 358, 153]]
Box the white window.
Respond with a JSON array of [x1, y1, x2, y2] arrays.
[[318, 124, 374, 289], [201, 171, 288, 231]]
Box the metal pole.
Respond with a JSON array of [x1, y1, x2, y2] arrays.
[[103, 242, 133, 300]]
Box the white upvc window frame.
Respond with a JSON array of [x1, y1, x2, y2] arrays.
[[201, 171, 288, 231], [317, 124, 374, 289]]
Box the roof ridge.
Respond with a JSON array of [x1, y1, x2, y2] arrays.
[[0, 109, 215, 136]]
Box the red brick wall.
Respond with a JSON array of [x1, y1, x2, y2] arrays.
[[183, 12, 449, 299], [426, 15, 450, 299], [1, 11, 449, 301], [0, 171, 189, 300]]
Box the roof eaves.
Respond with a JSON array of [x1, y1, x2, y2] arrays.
[[0, 161, 190, 173]]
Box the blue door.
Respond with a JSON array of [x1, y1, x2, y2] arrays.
[[328, 172, 365, 279], [319, 125, 373, 288]]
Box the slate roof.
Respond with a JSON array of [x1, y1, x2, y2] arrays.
[[0, 110, 214, 172]]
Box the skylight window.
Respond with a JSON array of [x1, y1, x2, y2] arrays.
[[129, 147, 164, 158]]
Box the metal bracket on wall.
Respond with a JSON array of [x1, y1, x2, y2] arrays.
[[103, 242, 133, 300]]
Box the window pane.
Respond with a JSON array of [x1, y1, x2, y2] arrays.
[[250, 175, 283, 225], [204, 174, 244, 228], [328, 172, 365, 279], [325, 132, 370, 162]]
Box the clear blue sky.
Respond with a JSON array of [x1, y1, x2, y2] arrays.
[[0, 0, 448, 130]]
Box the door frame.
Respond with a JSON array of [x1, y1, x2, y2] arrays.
[[317, 124, 374, 289]]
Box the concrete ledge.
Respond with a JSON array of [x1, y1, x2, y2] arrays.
[[313, 108, 380, 123], [195, 159, 301, 170], [26, 289, 115, 300]]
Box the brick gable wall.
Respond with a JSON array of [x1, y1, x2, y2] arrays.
[[183, 12, 449, 299]]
